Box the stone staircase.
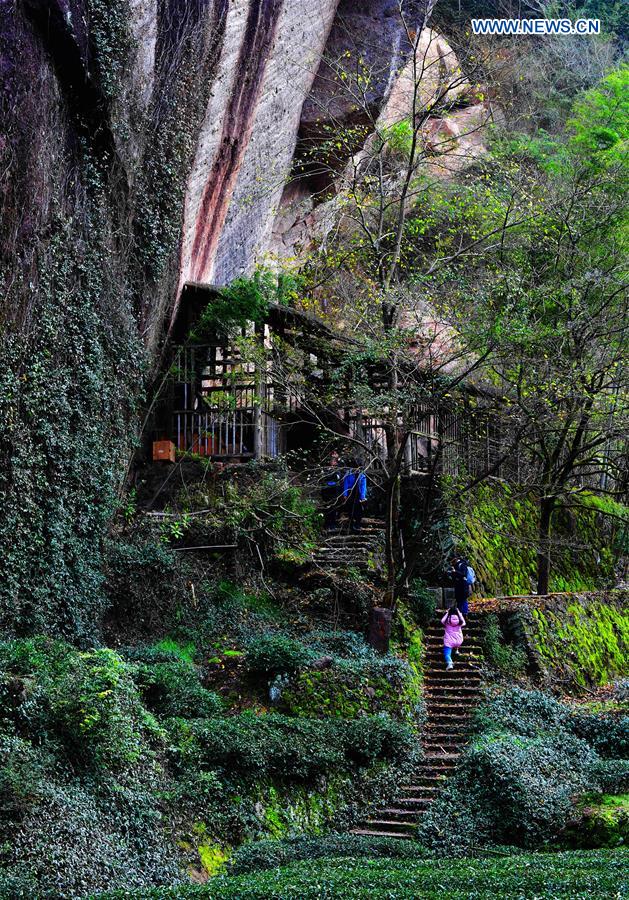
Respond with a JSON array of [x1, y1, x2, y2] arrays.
[[352, 611, 484, 838], [311, 518, 385, 575]]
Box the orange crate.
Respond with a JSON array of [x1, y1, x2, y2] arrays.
[[152, 440, 176, 463]]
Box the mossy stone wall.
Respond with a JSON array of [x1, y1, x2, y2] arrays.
[[519, 590, 629, 688], [449, 481, 623, 596]]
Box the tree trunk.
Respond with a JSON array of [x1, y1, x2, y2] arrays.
[[383, 471, 400, 608], [536, 497, 555, 596], [383, 347, 400, 608]]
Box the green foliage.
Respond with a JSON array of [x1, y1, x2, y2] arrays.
[[246, 634, 315, 678], [132, 656, 223, 719], [562, 794, 629, 849], [104, 537, 179, 629], [205, 468, 320, 563], [407, 579, 437, 628], [0, 639, 158, 772], [530, 596, 629, 687], [86, 0, 134, 101], [0, 210, 143, 641], [49, 648, 157, 770], [481, 614, 528, 677], [190, 270, 301, 339], [229, 833, 419, 874], [419, 687, 629, 850], [166, 712, 415, 785], [279, 658, 423, 728], [448, 481, 620, 596], [0, 638, 181, 897], [569, 66, 629, 165], [99, 849, 629, 899]]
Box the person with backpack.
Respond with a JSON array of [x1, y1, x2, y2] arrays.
[[342, 458, 367, 533], [450, 555, 475, 616], [442, 604, 466, 670]]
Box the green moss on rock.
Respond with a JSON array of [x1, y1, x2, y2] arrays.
[[562, 794, 629, 848], [448, 481, 623, 596], [528, 595, 629, 687]]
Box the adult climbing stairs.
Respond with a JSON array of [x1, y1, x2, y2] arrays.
[[312, 518, 385, 574], [352, 610, 484, 838]]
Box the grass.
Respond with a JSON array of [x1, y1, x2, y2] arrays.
[[99, 849, 628, 898]]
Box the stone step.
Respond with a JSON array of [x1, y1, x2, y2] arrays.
[[351, 828, 412, 839], [364, 819, 417, 832], [379, 808, 424, 818], [425, 672, 481, 681], [425, 683, 482, 693], [400, 783, 443, 793], [425, 732, 470, 743], [424, 729, 469, 740], [391, 797, 433, 809], [425, 628, 483, 636], [429, 718, 473, 731], [320, 541, 379, 550], [425, 724, 471, 736], [426, 703, 475, 713], [423, 745, 465, 756], [418, 763, 457, 778]]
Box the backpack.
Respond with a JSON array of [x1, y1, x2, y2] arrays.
[[465, 565, 476, 585]]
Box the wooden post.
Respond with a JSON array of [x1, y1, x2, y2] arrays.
[[254, 321, 265, 460]]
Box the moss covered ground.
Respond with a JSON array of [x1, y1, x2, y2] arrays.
[[100, 849, 628, 898]]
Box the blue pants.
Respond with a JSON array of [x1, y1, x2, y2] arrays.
[[444, 646, 452, 664]]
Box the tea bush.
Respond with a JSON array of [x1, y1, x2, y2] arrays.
[[100, 849, 629, 899], [229, 833, 420, 874], [246, 634, 315, 678], [166, 712, 415, 785], [418, 687, 629, 850]]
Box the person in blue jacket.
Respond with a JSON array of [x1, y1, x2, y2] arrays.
[[342, 458, 367, 533]]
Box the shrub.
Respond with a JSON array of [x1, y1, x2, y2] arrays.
[[419, 730, 597, 849], [0, 780, 182, 899], [246, 634, 314, 678], [0, 735, 47, 828], [305, 631, 378, 660], [342, 716, 416, 768], [569, 710, 629, 759], [408, 579, 437, 628], [166, 712, 415, 785], [47, 648, 159, 771], [133, 659, 223, 719], [229, 833, 420, 874], [419, 687, 629, 850], [104, 538, 180, 631], [280, 658, 423, 727], [0, 638, 160, 772], [481, 615, 528, 677]]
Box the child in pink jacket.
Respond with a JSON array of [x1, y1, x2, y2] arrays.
[[442, 605, 466, 670]]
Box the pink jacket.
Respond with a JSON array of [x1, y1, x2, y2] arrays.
[[442, 611, 466, 648]]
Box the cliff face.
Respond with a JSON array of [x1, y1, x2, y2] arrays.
[[0, 0, 429, 637]]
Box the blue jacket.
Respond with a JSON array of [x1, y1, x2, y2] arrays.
[[343, 471, 367, 502]]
